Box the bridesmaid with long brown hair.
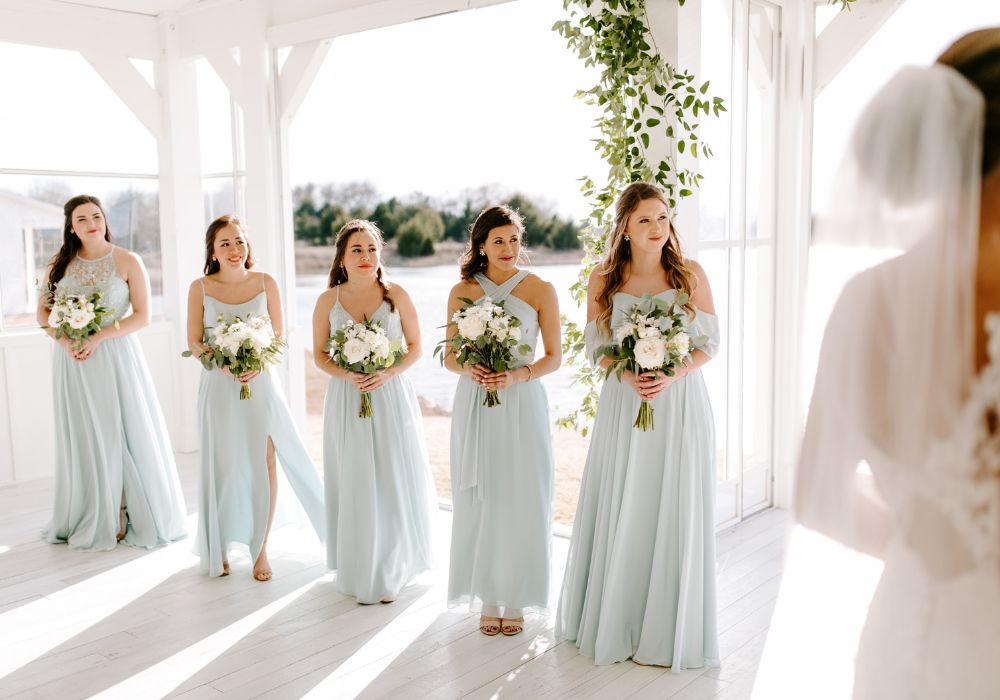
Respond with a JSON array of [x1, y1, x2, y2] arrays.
[[312, 219, 436, 604], [40, 194, 187, 551]]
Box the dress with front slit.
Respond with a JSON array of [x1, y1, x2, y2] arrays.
[[195, 284, 325, 576]]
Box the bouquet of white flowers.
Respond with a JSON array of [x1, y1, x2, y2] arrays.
[[326, 318, 405, 418], [45, 290, 118, 350], [435, 296, 531, 407], [598, 293, 707, 431], [183, 313, 286, 400]]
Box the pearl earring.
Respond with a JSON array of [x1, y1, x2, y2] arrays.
[[624, 235, 630, 242], [479, 249, 486, 257]]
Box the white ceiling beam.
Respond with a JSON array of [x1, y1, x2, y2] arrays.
[[278, 40, 332, 122], [814, 0, 907, 94], [0, 0, 157, 58], [266, 0, 514, 48], [81, 50, 162, 139]]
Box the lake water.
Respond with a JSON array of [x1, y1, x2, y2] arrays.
[[295, 264, 589, 413]]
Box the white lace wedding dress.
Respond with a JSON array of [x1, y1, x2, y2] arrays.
[[850, 314, 1000, 699]]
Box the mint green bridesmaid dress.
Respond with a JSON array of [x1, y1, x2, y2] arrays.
[[556, 289, 721, 670], [323, 287, 436, 603], [196, 283, 325, 576], [43, 250, 187, 551], [448, 269, 555, 612]]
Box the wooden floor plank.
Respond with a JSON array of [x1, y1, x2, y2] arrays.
[[0, 458, 786, 700]]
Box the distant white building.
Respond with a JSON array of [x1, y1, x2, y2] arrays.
[[0, 190, 62, 323]]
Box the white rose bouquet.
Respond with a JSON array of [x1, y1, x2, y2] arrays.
[[434, 296, 531, 407], [44, 290, 118, 350], [325, 318, 405, 418], [598, 293, 707, 431], [183, 313, 286, 400]]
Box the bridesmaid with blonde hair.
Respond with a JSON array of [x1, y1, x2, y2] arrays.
[[313, 219, 436, 604], [187, 214, 324, 580], [444, 205, 561, 636]]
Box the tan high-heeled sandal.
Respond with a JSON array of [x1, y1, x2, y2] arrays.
[[116, 506, 128, 542]]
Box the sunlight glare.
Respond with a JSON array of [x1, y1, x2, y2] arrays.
[[301, 586, 441, 699], [91, 574, 332, 699]]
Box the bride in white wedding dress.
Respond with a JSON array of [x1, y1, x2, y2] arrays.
[[754, 29, 1000, 700]]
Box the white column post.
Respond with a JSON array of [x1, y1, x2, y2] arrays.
[[646, 1, 703, 254], [156, 12, 205, 451], [234, 0, 306, 424], [770, 0, 817, 509]]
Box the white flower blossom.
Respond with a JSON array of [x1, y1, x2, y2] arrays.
[[342, 337, 368, 364], [666, 332, 690, 356], [614, 321, 635, 344], [634, 336, 667, 369], [457, 314, 487, 339]]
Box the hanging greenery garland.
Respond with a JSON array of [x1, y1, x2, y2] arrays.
[[553, 0, 724, 434]]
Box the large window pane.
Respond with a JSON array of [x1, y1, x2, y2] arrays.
[[196, 58, 235, 176], [0, 42, 157, 174]]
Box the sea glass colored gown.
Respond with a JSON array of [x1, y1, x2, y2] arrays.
[[44, 250, 187, 551], [323, 288, 436, 603], [448, 269, 555, 612], [556, 289, 721, 670], [196, 283, 325, 576]]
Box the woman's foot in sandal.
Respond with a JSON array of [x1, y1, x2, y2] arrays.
[[479, 615, 502, 636], [116, 506, 128, 542], [252, 551, 272, 582], [221, 559, 230, 577], [501, 617, 524, 636]]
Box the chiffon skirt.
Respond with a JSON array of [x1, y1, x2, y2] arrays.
[[448, 376, 554, 612], [196, 367, 325, 576], [556, 372, 719, 670], [324, 374, 436, 603], [44, 335, 187, 551]]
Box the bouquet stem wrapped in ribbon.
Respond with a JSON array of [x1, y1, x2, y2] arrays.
[[435, 296, 531, 408], [599, 293, 707, 431], [326, 317, 405, 418], [183, 314, 286, 400], [44, 290, 118, 349]]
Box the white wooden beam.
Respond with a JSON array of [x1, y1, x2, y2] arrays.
[[814, 0, 907, 94], [278, 40, 332, 122], [81, 50, 163, 139], [266, 0, 515, 48], [0, 0, 157, 58], [204, 46, 247, 108]]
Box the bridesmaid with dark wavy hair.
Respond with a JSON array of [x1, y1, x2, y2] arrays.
[[39, 194, 187, 551], [444, 205, 561, 636]]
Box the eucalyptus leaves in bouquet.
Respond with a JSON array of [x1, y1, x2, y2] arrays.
[[44, 289, 118, 350], [598, 292, 706, 431], [183, 313, 286, 400], [325, 317, 406, 418], [435, 296, 531, 407]]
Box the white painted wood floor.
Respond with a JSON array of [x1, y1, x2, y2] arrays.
[[0, 455, 786, 700]]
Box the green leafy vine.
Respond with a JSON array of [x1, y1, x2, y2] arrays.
[[552, 0, 724, 435]]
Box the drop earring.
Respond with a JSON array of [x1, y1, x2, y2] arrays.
[[624, 235, 630, 242], [479, 249, 486, 257]]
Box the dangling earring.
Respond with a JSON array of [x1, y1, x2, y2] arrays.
[[478, 249, 486, 257], [624, 235, 630, 242]]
